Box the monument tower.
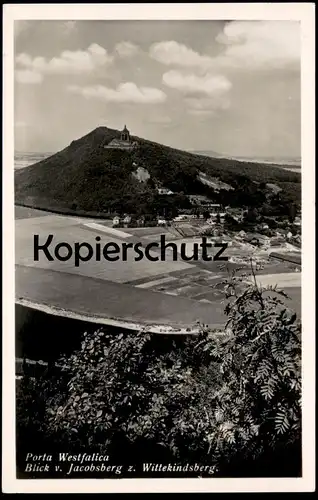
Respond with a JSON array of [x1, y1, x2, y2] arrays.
[[121, 125, 130, 142], [104, 125, 137, 151]]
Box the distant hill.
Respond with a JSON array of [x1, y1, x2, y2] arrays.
[[15, 126, 301, 214], [194, 150, 301, 168], [14, 152, 52, 170]]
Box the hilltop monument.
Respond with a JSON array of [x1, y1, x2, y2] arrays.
[[104, 125, 138, 151]]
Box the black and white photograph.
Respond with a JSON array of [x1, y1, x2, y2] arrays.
[[2, 3, 315, 494]]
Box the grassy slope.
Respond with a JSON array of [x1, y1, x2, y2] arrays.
[[15, 126, 301, 212]]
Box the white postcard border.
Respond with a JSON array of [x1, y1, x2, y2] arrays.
[[2, 2, 315, 493]]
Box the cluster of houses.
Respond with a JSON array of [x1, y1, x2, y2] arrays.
[[112, 207, 228, 229], [113, 215, 140, 227], [112, 214, 189, 228], [112, 214, 169, 228], [238, 229, 298, 248]]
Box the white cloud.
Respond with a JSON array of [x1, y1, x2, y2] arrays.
[[215, 21, 300, 70], [115, 41, 139, 58], [150, 22, 300, 72], [162, 70, 232, 96], [67, 82, 167, 104], [15, 44, 113, 76], [149, 41, 213, 70], [15, 69, 43, 84], [185, 96, 230, 115], [162, 70, 232, 115]]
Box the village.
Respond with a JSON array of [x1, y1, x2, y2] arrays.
[[111, 194, 301, 259]]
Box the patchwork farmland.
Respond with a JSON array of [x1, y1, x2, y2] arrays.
[[15, 206, 301, 332]]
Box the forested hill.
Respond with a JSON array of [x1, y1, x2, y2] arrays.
[[15, 126, 301, 214]]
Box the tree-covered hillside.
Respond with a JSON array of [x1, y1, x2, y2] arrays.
[[15, 126, 301, 214]]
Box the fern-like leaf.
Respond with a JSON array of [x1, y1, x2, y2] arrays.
[[260, 377, 277, 400], [275, 409, 290, 434]]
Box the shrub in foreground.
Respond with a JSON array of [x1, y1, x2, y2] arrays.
[[17, 265, 301, 476]]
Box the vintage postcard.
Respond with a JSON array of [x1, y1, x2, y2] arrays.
[[2, 2, 315, 494]]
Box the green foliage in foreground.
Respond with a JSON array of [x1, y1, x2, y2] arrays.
[[17, 265, 301, 475]]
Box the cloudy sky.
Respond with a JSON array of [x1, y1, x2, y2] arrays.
[[14, 20, 301, 157]]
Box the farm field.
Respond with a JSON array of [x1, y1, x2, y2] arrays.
[[15, 208, 301, 329]]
